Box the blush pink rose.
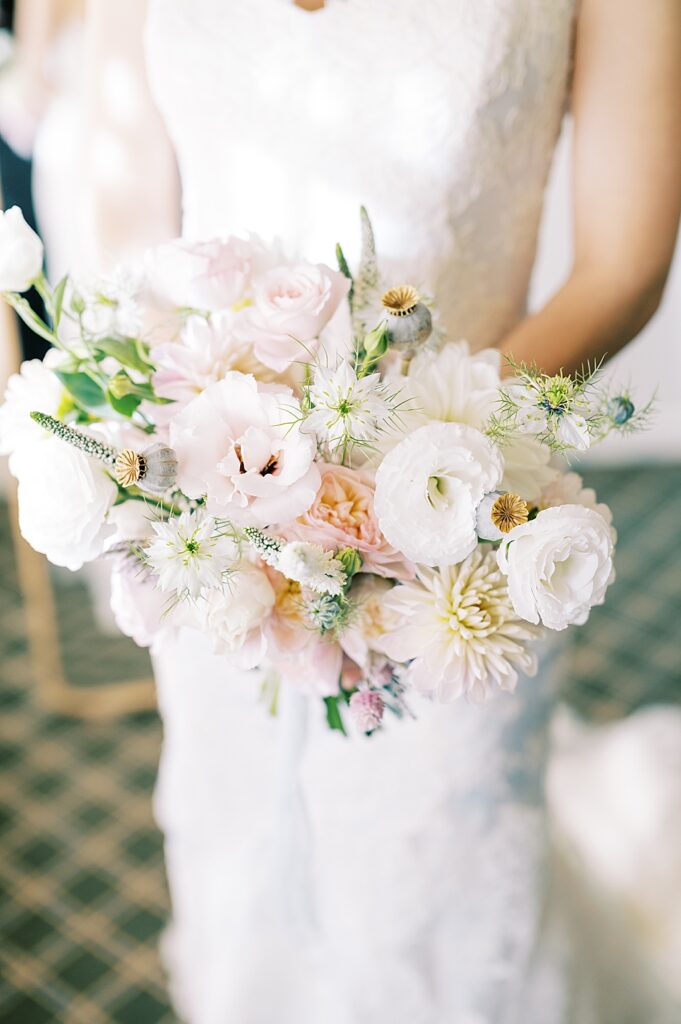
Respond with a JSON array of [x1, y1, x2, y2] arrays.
[[235, 262, 349, 372], [290, 463, 414, 580], [149, 236, 257, 311]]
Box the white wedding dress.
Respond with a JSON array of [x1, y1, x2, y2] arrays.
[[145, 2, 579, 1022]]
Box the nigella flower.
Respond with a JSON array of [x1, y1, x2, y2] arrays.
[[304, 361, 399, 455], [145, 509, 239, 601], [277, 541, 346, 596], [380, 547, 539, 702], [512, 376, 591, 452]]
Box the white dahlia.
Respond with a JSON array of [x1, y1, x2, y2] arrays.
[[374, 421, 503, 566], [404, 341, 501, 430], [380, 547, 539, 702]]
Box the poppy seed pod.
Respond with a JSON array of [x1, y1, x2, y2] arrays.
[[115, 442, 177, 494], [381, 285, 432, 353]]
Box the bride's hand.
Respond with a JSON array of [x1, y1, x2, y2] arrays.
[[499, 0, 681, 375]]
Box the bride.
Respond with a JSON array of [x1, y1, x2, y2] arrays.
[[72, 1, 679, 1021]]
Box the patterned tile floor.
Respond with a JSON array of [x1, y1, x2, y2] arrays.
[[0, 465, 679, 1023]]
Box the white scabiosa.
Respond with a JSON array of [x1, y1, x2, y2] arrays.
[[497, 505, 615, 631], [277, 541, 346, 596], [145, 510, 238, 601], [374, 421, 503, 566], [380, 547, 539, 702]]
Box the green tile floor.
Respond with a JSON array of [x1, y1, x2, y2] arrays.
[[0, 465, 680, 1023]]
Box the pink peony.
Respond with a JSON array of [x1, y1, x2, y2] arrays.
[[149, 235, 258, 311], [290, 463, 414, 580], [170, 372, 320, 526], [235, 262, 349, 372]]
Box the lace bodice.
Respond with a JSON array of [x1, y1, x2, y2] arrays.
[[146, 0, 576, 349]]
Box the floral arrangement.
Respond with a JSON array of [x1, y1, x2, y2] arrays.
[[0, 205, 649, 734]]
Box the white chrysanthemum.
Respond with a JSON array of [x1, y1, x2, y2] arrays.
[[374, 421, 503, 566], [277, 541, 346, 595], [305, 361, 397, 451], [499, 435, 559, 503], [404, 341, 501, 430], [497, 505, 615, 631], [380, 547, 539, 702], [145, 510, 238, 600]]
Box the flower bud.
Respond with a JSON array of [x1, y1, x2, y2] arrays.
[[349, 689, 385, 734], [0, 207, 44, 293]]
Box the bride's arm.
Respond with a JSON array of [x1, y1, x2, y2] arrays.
[[78, 0, 179, 269], [499, 0, 681, 374]]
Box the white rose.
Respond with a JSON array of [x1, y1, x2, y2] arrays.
[[497, 504, 615, 631], [0, 207, 44, 292], [201, 562, 275, 667], [12, 438, 117, 570], [235, 262, 349, 372], [374, 422, 503, 566], [0, 359, 64, 463]]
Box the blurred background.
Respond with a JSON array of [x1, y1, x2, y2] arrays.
[[0, 2, 679, 1022]]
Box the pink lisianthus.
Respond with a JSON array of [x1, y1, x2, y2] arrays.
[[289, 463, 414, 580], [235, 262, 349, 372], [148, 235, 258, 311], [170, 372, 320, 526]]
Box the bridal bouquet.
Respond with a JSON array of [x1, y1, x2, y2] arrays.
[[0, 205, 650, 733]]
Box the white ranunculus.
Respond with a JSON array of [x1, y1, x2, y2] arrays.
[[374, 421, 503, 566], [0, 359, 64, 463], [0, 207, 43, 292], [170, 372, 320, 526], [201, 562, 275, 667], [12, 438, 117, 570], [497, 504, 615, 631]]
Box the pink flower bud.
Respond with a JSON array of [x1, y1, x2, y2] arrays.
[[350, 690, 385, 734]]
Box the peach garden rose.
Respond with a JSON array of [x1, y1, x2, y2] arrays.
[[290, 463, 414, 580]]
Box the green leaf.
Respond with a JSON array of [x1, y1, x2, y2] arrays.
[[55, 370, 107, 411], [323, 695, 347, 735], [94, 336, 154, 375], [107, 390, 142, 418], [52, 276, 68, 329]]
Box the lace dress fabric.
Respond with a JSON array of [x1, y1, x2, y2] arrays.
[[145, 2, 577, 1021]]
